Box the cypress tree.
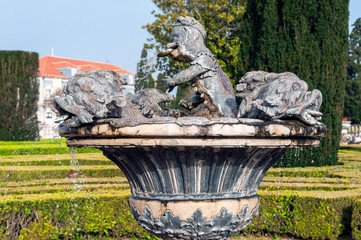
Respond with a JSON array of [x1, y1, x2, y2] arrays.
[[135, 46, 155, 92], [344, 18, 361, 124], [238, 0, 349, 167], [0, 51, 39, 141], [155, 73, 167, 93]]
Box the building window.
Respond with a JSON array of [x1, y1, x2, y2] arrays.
[[57, 68, 77, 78], [46, 89, 51, 99], [46, 112, 52, 119], [128, 75, 134, 84], [44, 80, 53, 86]]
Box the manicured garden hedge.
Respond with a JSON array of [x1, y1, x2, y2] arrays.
[[352, 199, 361, 240], [238, 0, 349, 167], [0, 51, 40, 141], [0, 194, 154, 240], [247, 193, 355, 240], [0, 192, 358, 240], [0, 139, 100, 155], [1, 144, 361, 239]]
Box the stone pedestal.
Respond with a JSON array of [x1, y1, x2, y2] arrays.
[[60, 117, 325, 240]]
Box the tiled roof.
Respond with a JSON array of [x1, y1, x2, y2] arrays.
[[39, 56, 134, 78]]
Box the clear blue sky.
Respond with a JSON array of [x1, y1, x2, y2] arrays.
[[0, 0, 157, 73], [349, 0, 361, 31], [0, 0, 360, 73]]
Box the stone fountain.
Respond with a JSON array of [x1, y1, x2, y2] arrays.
[[56, 16, 326, 240]]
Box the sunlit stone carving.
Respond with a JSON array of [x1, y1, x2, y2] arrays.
[[57, 16, 326, 240]]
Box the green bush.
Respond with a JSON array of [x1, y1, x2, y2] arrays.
[[0, 166, 123, 182], [0, 159, 112, 167], [19, 216, 59, 240], [1, 194, 156, 240], [265, 169, 331, 178], [0, 139, 100, 156], [0, 145, 360, 239], [0, 191, 355, 240], [352, 199, 361, 240], [238, 0, 349, 167], [246, 193, 354, 240], [0, 51, 39, 141]]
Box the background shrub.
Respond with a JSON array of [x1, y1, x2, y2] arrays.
[[237, 0, 349, 167], [0, 51, 39, 141]]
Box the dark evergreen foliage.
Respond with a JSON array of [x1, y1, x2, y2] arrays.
[[135, 47, 155, 92], [0, 51, 39, 141], [237, 0, 349, 167], [155, 73, 167, 93], [344, 18, 361, 124]]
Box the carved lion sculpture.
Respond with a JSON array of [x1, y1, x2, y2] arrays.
[[158, 16, 237, 118], [236, 71, 323, 125], [54, 70, 174, 128]]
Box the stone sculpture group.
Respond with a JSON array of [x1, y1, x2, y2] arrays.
[[55, 16, 325, 240], [54, 16, 323, 128]]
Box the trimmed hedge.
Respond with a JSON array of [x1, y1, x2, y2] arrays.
[[0, 51, 39, 141], [0, 165, 123, 182], [0, 183, 129, 196], [0, 191, 356, 240], [352, 199, 361, 240], [0, 139, 100, 156], [3, 177, 127, 188], [266, 169, 332, 178], [238, 0, 349, 167], [246, 193, 354, 240], [0, 145, 360, 239], [0, 193, 155, 240], [0, 159, 113, 167], [0, 143, 100, 156]]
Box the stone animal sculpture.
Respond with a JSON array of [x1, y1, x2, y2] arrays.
[[236, 71, 323, 125], [129, 88, 174, 118], [54, 70, 174, 127], [158, 16, 237, 118]]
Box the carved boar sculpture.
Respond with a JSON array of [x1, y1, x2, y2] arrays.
[[54, 70, 174, 128], [236, 71, 323, 125], [158, 16, 237, 118]]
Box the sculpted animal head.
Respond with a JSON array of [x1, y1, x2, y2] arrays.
[[158, 16, 207, 62], [54, 70, 127, 127], [130, 88, 174, 118], [237, 71, 323, 125]]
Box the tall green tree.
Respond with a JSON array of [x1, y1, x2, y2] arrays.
[[238, 0, 349, 167], [0, 51, 39, 140], [344, 18, 361, 124], [144, 0, 246, 86], [135, 47, 155, 91], [155, 73, 167, 93]]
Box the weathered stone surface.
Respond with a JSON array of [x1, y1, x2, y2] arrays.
[[66, 138, 319, 148], [80, 146, 286, 199], [54, 70, 127, 127], [237, 71, 323, 126], [158, 16, 237, 117], [130, 203, 258, 240], [129, 197, 259, 220], [60, 117, 326, 139], [53, 70, 174, 127], [53, 14, 328, 240], [129, 88, 174, 118], [63, 119, 324, 239]]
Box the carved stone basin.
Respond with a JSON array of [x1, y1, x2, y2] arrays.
[[60, 117, 325, 240]]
